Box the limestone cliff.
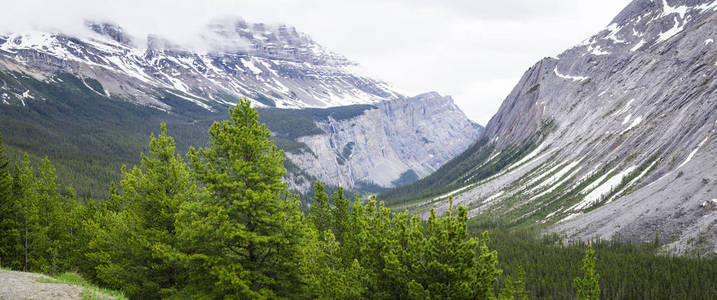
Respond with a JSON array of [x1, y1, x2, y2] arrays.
[[286, 92, 482, 192]]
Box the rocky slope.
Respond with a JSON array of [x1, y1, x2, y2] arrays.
[[392, 0, 717, 253], [0, 19, 400, 111], [0, 19, 481, 196], [286, 92, 482, 192]]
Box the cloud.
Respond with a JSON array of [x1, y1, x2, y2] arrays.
[[0, 0, 632, 123]]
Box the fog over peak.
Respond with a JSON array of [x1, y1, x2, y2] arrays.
[[0, 0, 631, 123]]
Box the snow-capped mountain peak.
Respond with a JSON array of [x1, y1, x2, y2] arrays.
[[0, 18, 401, 111]]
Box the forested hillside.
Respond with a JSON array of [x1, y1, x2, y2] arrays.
[[0, 70, 377, 198], [0, 100, 509, 299], [0, 68, 478, 199], [1, 100, 715, 299]]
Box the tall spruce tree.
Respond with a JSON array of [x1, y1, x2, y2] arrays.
[[575, 245, 600, 300], [0, 134, 14, 268], [14, 155, 43, 272], [308, 181, 332, 234], [176, 99, 307, 298], [36, 157, 70, 273], [85, 124, 196, 299], [0, 135, 10, 203]]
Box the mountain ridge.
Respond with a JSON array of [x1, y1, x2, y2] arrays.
[[0, 19, 482, 197], [383, 0, 717, 253], [0, 18, 401, 111]]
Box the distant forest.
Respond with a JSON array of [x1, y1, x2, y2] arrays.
[[1, 100, 716, 299]]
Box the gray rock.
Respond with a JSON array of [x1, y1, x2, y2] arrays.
[[287, 92, 481, 192], [414, 0, 717, 254], [0, 18, 400, 110], [0, 18, 482, 197]]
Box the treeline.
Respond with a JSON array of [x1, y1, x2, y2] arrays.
[[1, 100, 559, 299], [0, 71, 224, 198], [479, 228, 717, 299], [2, 98, 715, 299]]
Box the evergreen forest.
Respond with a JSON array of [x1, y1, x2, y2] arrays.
[[1, 100, 716, 299]]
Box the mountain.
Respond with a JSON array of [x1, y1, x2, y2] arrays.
[[383, 0, 717, 253], [0, 19, 400, 110], [285, 92, 481, 192], [0, 19, 480, 196]]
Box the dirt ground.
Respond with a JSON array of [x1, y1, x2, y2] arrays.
[[0, 269, 104, 300]]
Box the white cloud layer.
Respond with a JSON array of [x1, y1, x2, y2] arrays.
[[0, 0, 631, 124]]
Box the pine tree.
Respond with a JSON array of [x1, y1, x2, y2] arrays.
[[0, 134, 15, 268], [499, 267, 528, 300], [36, 157, 69, 273], [331, 187, 351, 243], [86, 123, 196, 299], [301, 225, 365, 298], [177, 99, 307, 298], [14, 155, 43, 272], [0, 134, 10, 203], [60, 186, 84, 270], [308, 181, 332, 234], [575, 245, 600, 300]]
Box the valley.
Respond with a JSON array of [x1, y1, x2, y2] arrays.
[[381, 0, 717, 255], [0, 0, 716, 298]]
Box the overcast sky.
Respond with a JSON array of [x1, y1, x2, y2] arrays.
[[0, 0, 631, 124]]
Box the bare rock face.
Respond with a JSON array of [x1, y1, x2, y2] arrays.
[[0, 19, 482, 197], [412, 0, 717, 253], [0, 18, 400, 110], [287, 92, 482, 192]]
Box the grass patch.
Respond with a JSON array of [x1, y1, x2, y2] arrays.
[[342, 142, 355, 158], [391, 169, 419, 186], [527, 84, 540, 94], [35, 272, 126, 300], [254, 93, 276, 107]]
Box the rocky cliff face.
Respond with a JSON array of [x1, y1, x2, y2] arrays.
[[0, 19, 482, 197], [0, 19, 400, 110], [286, 92, 482, 192], [404, 0, 717, 253]]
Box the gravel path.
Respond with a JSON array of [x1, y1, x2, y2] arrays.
[[0, 269, 106, 300]]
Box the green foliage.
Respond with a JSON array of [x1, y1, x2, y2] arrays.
[[306, 184, 505, 299], [498, 267, 528, 300], [0, 150, 77, 273], [391, 169, 419, 186], [256, 108, 325, 139], [0, 70, 383, 200], [176, 99, 307, 298], [0, 134, 13, 268], [574, 245, 600, 300], [254, 93, 277, 107], [381, 139, 537, 206], [85, 123, 196, 299], [6, 94, 717, 300], [355, 180, 388, 194], [0, 71, 328, 198], [256, 104, 375, 140], [299, 104, 377, 121], [308, 181, 332, 233], [272, 137, 314, 155], [527, 84, 540, 94], [83, 78, 105, 95], [0, 71, 224, 198], [472, 225, 717, 299]]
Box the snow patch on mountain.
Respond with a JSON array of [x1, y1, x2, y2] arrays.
[[676, 133, 711, 169], [0, 20, 402, 110], [657, 16, 686, 43], [553, 66, 589, 82], [571, 165, 638, 211]]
